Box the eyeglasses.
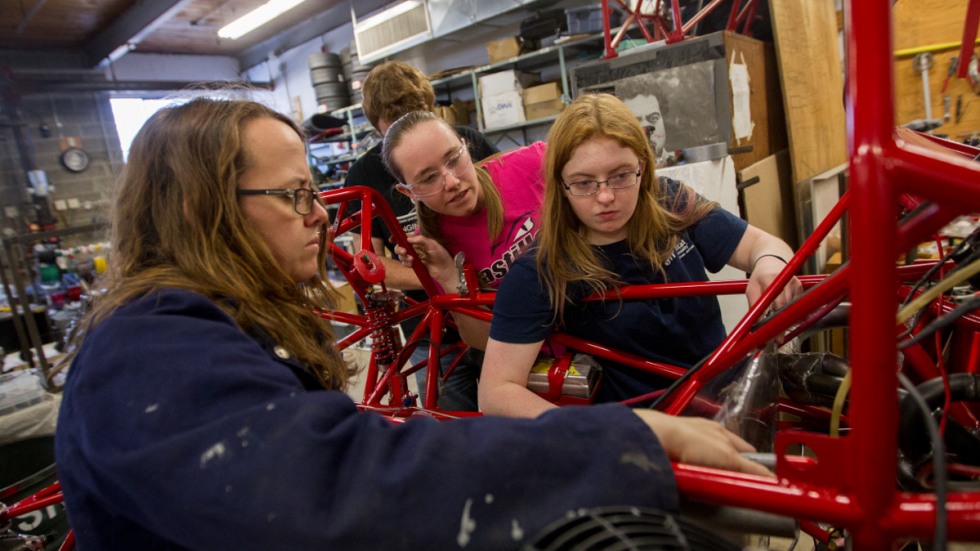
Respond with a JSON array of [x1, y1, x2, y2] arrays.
[[562, 166, 643, 197], [403, 140, 468, 198], [236, 186, 322, 215]]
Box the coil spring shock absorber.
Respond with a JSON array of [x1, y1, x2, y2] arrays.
[[364, 290, 403, 368]]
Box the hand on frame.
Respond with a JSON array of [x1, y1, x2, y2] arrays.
[[633, 409, 775, 478], [746, 256, 803, 311], [396, 235, 455, 283]]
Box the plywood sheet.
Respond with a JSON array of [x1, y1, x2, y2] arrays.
[[769, 0, 847, 184], [723, 33, 789, 171], [893, 0, 979, 141], [739, 149, 798, 248], [894, 0, 969, 49]]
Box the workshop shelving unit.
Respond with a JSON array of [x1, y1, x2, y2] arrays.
[[430, 31, 609, 144], [308, 103, 377, 192], [0, 224, 102, 386]]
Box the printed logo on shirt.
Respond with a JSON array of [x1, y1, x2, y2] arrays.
[[513, 216, 534, 242], [398, 209, 419, 236], [480, 215, 537, 286], [663, 238, 695, 267]]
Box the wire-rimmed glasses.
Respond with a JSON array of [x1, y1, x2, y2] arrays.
[[236, 186, 322, 215], [401, 140, 469, 198], [562, 166, 643, 197]]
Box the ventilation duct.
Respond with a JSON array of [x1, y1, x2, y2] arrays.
[[353, 1, 432, 63]]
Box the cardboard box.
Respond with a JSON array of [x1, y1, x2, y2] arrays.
[[486, 36, 522, 64], [527, 354, 600, 399], [525, 99, 564, 120], [329, 279, 358, 314], [451, 99, 475, 126], [522, 81, 561, 105], [479, 69, 539, 97], [481, 91, 525, 129], [522, 81, 565, 120], [434, 105, 456, 125], [738, 149, 797, 249]]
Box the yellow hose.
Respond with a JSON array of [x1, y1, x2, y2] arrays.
[[895, 38, 980, 58], [830, 370, 851, 438], [896, 256, 980, 325]]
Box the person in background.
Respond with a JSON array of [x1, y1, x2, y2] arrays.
[[344, 60, 497, 410], [381, 110, 547, 350], [55, 96, 771, 551], [619, 80, 673, 168], [480, 93, 803, 418]]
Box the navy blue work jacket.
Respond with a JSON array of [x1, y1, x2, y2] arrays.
[[56, 289, 678, 550]]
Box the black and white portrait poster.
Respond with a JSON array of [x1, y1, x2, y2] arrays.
[[584, 60, 720, 162]]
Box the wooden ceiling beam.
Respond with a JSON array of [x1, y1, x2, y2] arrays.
[[83, 0, 194, 68]]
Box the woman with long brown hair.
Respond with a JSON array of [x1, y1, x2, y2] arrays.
[[480, 93, 801, 418]]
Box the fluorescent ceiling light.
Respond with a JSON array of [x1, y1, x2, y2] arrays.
[[218, 0, 309, 40], [356, 0, 422, 31]]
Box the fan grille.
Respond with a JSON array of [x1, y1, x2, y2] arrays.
[[524, 507, 740, 551]]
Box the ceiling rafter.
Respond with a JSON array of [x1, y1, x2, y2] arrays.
[[84, 0, 194, 67]]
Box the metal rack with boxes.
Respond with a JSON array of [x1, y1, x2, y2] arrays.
[[429, 31, 608, 145]]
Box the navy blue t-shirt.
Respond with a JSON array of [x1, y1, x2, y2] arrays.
[[490, 179, 748, 403]]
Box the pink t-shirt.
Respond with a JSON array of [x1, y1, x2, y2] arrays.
[[439, 141, 546, 288]]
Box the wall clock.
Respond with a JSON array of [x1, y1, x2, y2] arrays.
[[60, 147, 90, 173]]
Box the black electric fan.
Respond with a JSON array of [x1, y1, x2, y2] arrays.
[[524, 507, 741, 551]]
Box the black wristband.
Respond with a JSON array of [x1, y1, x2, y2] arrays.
[[752, 254, 787, 272]]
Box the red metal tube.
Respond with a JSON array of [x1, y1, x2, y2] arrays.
[[956, 0, 980, 79], [673, 465, 861, 527], [845, 0, 903, 545]]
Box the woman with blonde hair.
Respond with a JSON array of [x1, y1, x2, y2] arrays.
[[55, 96, 770, 550], [480, 93, 801, 418]]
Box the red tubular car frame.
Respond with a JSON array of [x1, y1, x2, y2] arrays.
[[319, 0, 980, 547], [3, 1, 978, 548], [0, 480, 73, 550]]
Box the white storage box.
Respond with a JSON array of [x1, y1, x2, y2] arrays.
[[482, 91, 526, 129], [479, 69, 539, 97]]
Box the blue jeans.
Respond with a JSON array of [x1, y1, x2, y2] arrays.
[[410, 345, 479, 411]]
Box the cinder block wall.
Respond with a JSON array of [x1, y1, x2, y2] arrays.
[[20, 93, 121, 232], [1, 50, 119, 249]]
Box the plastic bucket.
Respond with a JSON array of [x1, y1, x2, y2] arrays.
[[0, 436, 70, 550]]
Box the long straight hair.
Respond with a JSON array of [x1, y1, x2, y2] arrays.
[[538, 93, 717, 323], [67, 98, 352, 389], [381, 111, 503, 243]]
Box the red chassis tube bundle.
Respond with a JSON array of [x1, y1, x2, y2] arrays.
[[322, 183, 980, 548]]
